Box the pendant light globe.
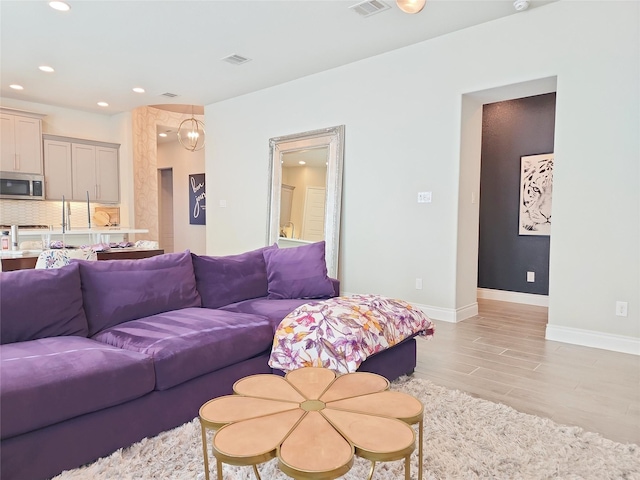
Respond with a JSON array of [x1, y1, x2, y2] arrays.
[[396, 0, 426, 14], [177, 116, 206, 152]]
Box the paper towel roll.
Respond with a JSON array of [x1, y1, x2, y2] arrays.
[[10, 225, 18, 251]]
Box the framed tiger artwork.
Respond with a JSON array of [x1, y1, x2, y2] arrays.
[[519, 153, 554, 236]]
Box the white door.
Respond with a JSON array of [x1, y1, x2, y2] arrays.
[[301, 186, 326, 242]]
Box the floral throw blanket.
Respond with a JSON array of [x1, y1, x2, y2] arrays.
[[269, 294, 435, 374]]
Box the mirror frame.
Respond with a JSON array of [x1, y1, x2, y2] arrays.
[[267, 125, 345, 278]]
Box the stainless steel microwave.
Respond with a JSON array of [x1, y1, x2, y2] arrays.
[[0, 172, 45, 200]]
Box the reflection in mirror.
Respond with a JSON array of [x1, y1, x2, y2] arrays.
[[280, 147, 328, 241], [267, 126, 344, 278]]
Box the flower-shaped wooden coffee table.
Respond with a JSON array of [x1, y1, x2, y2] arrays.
[[199, 367, 423, 480]]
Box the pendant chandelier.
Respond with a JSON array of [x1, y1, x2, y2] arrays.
[[396, 0, 426, 14], [177, 107, 205, 152]]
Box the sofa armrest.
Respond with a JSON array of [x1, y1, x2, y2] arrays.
[[330, 277, 340, 297]]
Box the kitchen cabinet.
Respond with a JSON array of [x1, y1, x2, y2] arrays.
[[43, 134, 120, 203], [0, 109, 44, 175], [43, 139, 73, 199], [72, 143, 119, 202]]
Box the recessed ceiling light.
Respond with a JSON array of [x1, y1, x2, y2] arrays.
[[49, 1, 71, 11], [9, 84, 24, 90], [132, 87, 145, 93], [39, 65, 55, 73], [158, 133, 167, 138], [298, 161, 306, 165], [97, 101, 109, 107]]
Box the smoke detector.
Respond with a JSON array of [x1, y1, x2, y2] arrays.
[[513, 0, 529, 11]]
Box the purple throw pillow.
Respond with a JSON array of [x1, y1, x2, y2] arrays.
[[77, 251, 201, 336], [0, 263, 88, 344], [192, 245, 276, 309], [263, 241, 335, 300]]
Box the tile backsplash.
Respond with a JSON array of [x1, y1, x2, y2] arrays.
[[0, 199, 117, 228]]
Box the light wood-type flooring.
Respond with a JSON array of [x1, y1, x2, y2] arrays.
[[414, 299, 640, 445]]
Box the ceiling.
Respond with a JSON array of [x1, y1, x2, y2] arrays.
[[1, 0, 555, 116], [282, 147, 329, 168]]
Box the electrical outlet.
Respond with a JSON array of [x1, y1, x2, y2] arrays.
[[616, 301, 628, 317], [415, 278, 423, 290], [527, 271, 535, 283], [219, 199, 227, 208], [417, 192, 432, 203]]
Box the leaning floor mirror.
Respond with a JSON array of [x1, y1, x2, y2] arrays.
[[267, 125, 345, 278]]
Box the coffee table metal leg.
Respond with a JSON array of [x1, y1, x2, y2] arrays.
[[405, 454, 411, 480], [366, 460, 376, 480], [201, 422, 210, 480], [252, 464, 262, 479], [418, 417, 423, 480], [216, 458, 223, 480]]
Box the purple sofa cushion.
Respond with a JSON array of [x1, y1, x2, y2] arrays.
[[92, 307, 274, 391], [192, 245, 276, 309], [0, 336, 155, 440], [219, 298, 318, 331], [263, 241, 335, 300], [77, 251, 202, 336], [0, 264, 88, 344]]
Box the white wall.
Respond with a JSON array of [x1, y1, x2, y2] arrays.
[[205, 1, 639, 351], [157, 140, 206, 254], [0, 98, 120, 142]]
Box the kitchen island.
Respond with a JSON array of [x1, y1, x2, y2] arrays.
[[12, 227, 149, 246], [1, 247, 165, 272], [0, 227, 162, 271]]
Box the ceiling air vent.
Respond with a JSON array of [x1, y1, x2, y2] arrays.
[[349, 0, 390, 17], [160, 92, 178, 98], [221, 54, 252, 66]]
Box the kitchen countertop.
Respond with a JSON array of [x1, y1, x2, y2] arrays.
[[1, 247, 165, 271], [15, 227, 149, 235], [0, 246, 156, 259]]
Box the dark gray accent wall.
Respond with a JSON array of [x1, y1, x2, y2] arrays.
[[478, 93, 556, 295]]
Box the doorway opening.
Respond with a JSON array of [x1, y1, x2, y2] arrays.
[[477, 93, 556, 307], [456, 76, 556, 322], [158, 168, 174, 253]]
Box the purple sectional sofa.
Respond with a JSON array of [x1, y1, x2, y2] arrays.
[[0, 242, 417, 480]]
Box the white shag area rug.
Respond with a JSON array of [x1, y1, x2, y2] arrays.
[[55, 377, 640, 480]]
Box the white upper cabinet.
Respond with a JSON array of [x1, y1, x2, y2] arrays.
[[95, 146, 119, 202], [43, 139, 73, 199], [72, 143, 98, 201], [43, 134, 120, 203], [0, 110, 44, 174]]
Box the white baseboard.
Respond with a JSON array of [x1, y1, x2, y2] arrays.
[[477, 288, 549, 307], [546, 324, 640, 356], [405, 302, 479, 323], [456, 302, 479, 322], [341, 291, 477, 323]]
